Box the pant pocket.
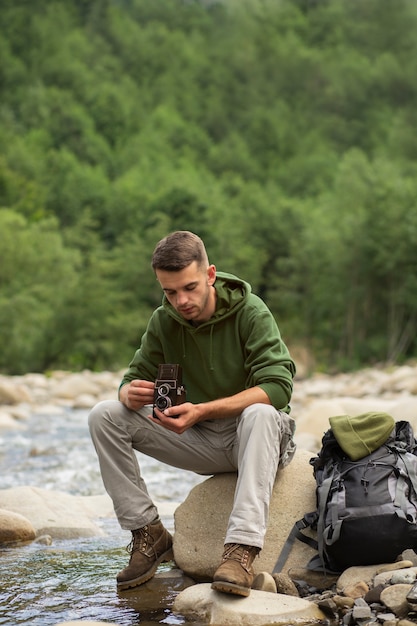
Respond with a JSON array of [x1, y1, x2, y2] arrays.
[[278, 413, 297, 468]]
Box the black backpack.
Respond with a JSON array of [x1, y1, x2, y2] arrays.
[[274, 420, 417, 575]]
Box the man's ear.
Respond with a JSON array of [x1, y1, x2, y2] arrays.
[[207, 264, 216, 286]]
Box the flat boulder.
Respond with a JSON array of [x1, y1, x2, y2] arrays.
[[0, 486, 114, 539], [173, 583, 326, 625]]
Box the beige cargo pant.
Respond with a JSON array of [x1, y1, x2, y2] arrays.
[[88, 401, 296, 549]]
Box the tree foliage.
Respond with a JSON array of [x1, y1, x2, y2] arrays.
[[1, 0, 417, 373]]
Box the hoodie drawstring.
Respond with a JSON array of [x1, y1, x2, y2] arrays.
[[181, 324, 215, 371], [209, 325, 214, 371]]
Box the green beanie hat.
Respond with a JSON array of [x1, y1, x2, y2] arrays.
[[329, 412, 395, 461]]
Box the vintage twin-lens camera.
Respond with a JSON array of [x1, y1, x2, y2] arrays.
[[153, 364, 186, 418]]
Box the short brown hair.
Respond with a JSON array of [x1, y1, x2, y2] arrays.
[[151, 231, 209, 272]]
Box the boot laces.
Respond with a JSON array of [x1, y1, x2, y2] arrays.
[[126, 525, 151, 555], [222, 543, 258, 570]]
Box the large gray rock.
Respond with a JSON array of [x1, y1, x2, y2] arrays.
[[0, 486, 114, 539], [173, 449, 323, 585], [0, 378, 32, 405]]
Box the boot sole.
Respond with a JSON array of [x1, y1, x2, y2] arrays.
[[117, 547, 174, 591], [211, 580, 251, 597]]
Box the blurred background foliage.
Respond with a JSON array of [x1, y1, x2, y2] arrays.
[[1, 0, 417, 374]]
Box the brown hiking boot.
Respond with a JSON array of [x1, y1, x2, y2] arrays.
[[116, 519, 173, 591], [211, 543, 259, 597]]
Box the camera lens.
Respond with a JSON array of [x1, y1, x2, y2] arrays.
[[155, 396, 172, 411], [158, 384, 171, 397]]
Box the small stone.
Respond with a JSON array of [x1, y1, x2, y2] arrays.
[[352, 597, 372, 620], [376, 560, 413, 574], [391, 570, 416, 585], [333, 594, 355, 610], [272, 572, 300, 596], [376, 613, 396, 621], [317, 598, 338, 619], [364, 583, 386, 604], [380, 584, 413, 618], [251, 572, 277, 593], [343, 580, 369, 599], [34, 534, 52, 545], [401, 549, 417, 567]]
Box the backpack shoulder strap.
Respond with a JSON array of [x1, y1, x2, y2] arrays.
[[272, 512, 318, 574], [387, 421, 417, 503], [396, 450, 417, 499]]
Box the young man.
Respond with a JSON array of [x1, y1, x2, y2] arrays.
[[88, 230, 296, 597]]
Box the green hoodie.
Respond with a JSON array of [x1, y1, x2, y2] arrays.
[[121, 272, 295, 412]]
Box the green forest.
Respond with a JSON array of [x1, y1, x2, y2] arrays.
[[1, 0, 417, 375]]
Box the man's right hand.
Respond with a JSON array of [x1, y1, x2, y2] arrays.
[[120, 379, 155, 410]]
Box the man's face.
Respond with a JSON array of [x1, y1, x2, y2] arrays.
[[156, 261, 216, 323]]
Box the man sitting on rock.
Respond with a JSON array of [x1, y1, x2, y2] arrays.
[[88, 230, 296, 597]]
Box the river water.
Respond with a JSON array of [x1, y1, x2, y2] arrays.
[[0, 408, 206, 626]]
